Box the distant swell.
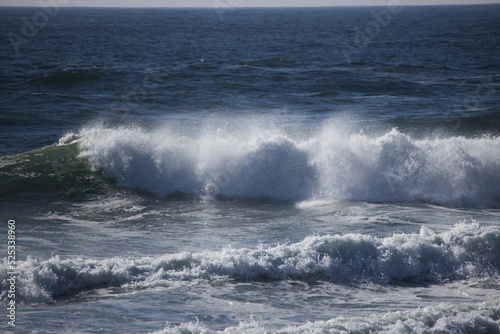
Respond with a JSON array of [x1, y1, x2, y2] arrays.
[[76, 121, 500, 208], [3, 223, 499, 306], [27, 67, 107, 85]]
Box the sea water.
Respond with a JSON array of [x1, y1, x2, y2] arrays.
[[1, 5, 500, 333]]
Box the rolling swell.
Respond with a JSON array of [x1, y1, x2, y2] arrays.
[[3, 223, 499, 305], [0, 135, 109, 201], [76, 122, 500, 208], [27, 67, 108, 86]]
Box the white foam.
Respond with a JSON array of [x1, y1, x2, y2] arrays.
[[3, 222, 499, 306], [151, 296, 500, 333], [77, 122, 317, 201], [74, 119, 500, 207], [308, 125, 500, 208]]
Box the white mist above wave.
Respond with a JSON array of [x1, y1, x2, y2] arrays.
[[74, 119, 500, 208], [152, 296, 500, 334], [3, 223, 499, 306]]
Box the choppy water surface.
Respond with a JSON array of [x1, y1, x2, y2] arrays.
[[1, 5, 499, 333]]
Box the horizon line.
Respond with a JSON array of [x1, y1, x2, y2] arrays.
[[1, 2, 499, 8]]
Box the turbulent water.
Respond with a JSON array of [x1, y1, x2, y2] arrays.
[[1, 5, 500, 334]]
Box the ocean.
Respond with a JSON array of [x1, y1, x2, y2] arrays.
[[1, 4, 500, 333]]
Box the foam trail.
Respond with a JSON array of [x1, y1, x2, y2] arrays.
[[151, 296, 500, 334], [2, 223, 499, 306], [74, 121, 500, 207]]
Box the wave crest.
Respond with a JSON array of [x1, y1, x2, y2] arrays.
[[2, 119, 499, 207], [78, 124, 318, 201], [3, 223, 499, 306], [75, 122, 500, 207]]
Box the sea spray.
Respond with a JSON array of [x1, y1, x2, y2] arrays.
[[74, 121, 500, 208]]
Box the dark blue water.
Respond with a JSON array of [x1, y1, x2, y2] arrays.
[[1, 5, 500, 333], [2, 6, 499, 156]]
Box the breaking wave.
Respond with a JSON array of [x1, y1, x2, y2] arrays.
[[2, 118, 500, 208], [77, 120, 500, 207], [2, 223, 499, 306]]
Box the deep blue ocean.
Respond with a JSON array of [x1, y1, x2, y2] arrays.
[[1, 5, 500, 333]]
